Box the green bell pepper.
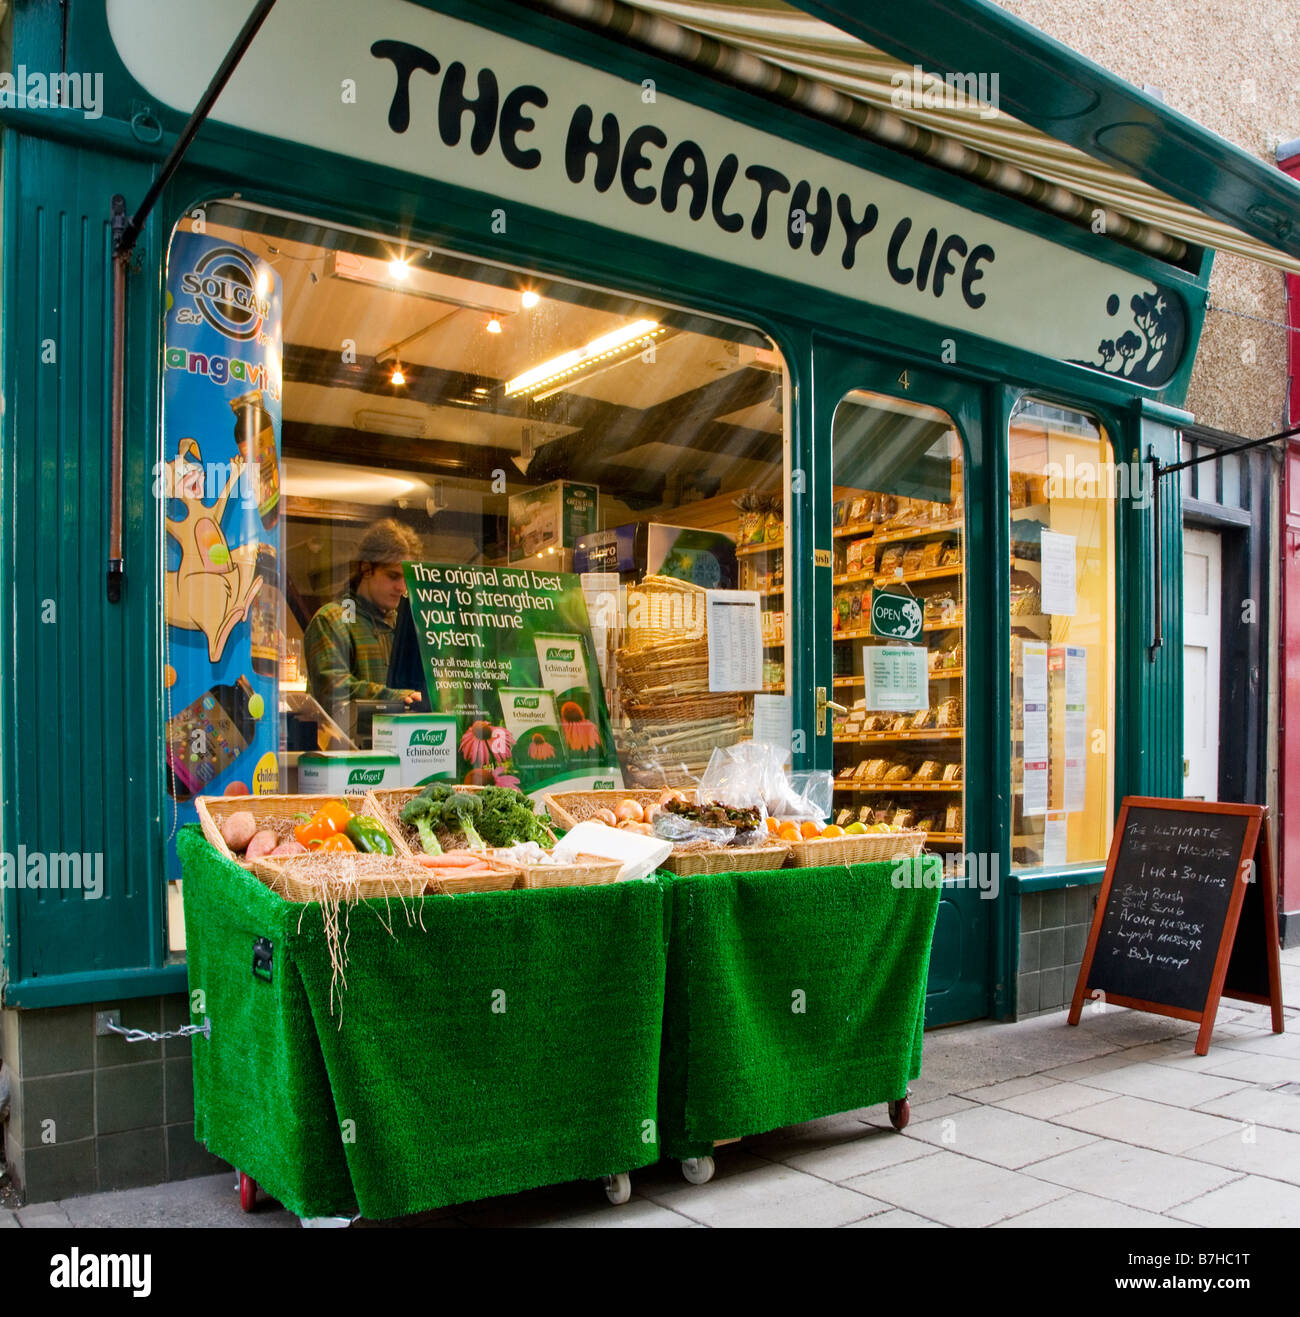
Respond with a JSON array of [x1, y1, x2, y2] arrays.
[[345, 815, 396, 855]]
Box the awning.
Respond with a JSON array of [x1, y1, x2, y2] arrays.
[[531, 0, 1300, 276]]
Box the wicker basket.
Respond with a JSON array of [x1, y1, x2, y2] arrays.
[[250, 851, 433, 903], [497, 852, 622, 889], [413, 854, 523, 893], [659, 841, 791, 876], [617, 636, 709, 675], [622, 693, 745, 724], [366, 786, 557, 855], [196, 793, 368, 868], [626, 575, 707, 647], [541, 789, 666, 831], [783, 829, 927, 868]]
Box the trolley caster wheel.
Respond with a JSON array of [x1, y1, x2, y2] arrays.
[[603, 1172, 632, 1205], [888, 1098, 911, 1131], [238, 1171, 258, 1212], [681, 1155, 715, 1185]]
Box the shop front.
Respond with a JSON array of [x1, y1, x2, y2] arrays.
[[6, 0, 1297, 1201]]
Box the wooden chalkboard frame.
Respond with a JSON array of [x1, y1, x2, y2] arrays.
[[1067, 797, 1284, 1055]]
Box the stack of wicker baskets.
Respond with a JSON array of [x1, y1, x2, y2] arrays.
[[615, 576, 749, 785]]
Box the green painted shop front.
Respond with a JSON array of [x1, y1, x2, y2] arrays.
[[1, 0, 1199, 1041]]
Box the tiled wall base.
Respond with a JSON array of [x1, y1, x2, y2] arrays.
[[1, 995, 227, 1203], [1017, 885, 1098, 1018]]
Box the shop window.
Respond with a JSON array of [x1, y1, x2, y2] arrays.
[[828, 392, 966, 855], [160, 201, 789, 849], [1009, 399, 1116, 870]]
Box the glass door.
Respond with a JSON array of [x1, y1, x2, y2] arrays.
[[812, 344, 995, 1026]]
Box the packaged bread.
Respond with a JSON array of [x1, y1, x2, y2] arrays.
[[941, 762, 963, 782], [862, 757, 890, 781], [902, 544, 925, 573], [935, 697, 961, 728], [849, 497, 869, 524], [914, 760, 943, 782], [925, 593, 958, 625], [920, 540, 944, 568], [911, 707, 935, 730], [940, 539, 961, 566], [837, 764, 858, 780], [892, 808, 916, 830], [915, 815, 939, 833], [878, 545, 904, 576], [944, 803, 963, 832], [863, 712, 892, 732], [845, 538, 866, 575], [857, 805, 876, 825], [835, 807, 856, 827], [889, 713, 911, 732], [884, 761, 913, 783]]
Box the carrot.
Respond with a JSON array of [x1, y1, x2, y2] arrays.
[[417, 852, 481, 868]]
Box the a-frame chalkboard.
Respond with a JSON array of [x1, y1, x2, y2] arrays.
[[1067, 797, 1284, 1055]]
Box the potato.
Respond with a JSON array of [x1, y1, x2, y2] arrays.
[[243, 829, 279, 861], [219, 810, 257, 854], [268, 839, 307, 857]]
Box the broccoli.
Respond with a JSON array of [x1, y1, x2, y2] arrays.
[[400, 794, 445, 855], [441, 791, 487, 850], [476, 786, 553, 847]]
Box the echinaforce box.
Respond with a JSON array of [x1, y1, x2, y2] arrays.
[[373, 714, 459, 787], [298, 752, 402, 794]]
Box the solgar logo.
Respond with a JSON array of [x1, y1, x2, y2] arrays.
[[177, 245, 269, 341], [545, 647, 576, 662], [347, 768, 385, 786], [514, 697, 540, 710], [408, 729, 447, 747], [50, 1248, 151, 1296]]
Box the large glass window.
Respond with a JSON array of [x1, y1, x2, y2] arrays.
[[1009, 399, 1117, 869], [160, 202, 789, 814]]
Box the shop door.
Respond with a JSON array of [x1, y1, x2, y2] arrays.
[[808, 345, 994, 1026], [1182, 527, 1222, 800]]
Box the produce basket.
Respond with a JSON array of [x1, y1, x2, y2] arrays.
[[497, 852, 622, 889], [659, 841, 791, 876], [413, 854, 523, 894], [250, 851, 434, 903], [617, 636, 708, 676], [625, 575, 706, 648], [195, 794, 367, 868], [367, 786, 557, 856], [622, 692, 744, 724], [783, 830, 926, 868], [541, 789, 665, 831]]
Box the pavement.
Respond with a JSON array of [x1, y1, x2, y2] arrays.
[[5, 945, 1299, 1229]]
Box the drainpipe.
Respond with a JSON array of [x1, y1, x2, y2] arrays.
[[106, 0, 278, 601]]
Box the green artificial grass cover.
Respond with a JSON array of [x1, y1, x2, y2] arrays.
[[658, 859, 942, 1159], [178, 826, 667, 1219]]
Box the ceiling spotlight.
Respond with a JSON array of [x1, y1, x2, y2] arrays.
[[521, 290, 540, 309], [389, 257, 411, 281], [486, 317, 503, 334], [390, 362, 406, 386]]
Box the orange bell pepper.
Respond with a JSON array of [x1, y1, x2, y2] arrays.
[[316, 832, 356, 852], [294, 800, 354, 846]]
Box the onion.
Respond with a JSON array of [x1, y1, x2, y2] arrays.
[[594, 808, 618, 826], [615, 800, 645, 823]]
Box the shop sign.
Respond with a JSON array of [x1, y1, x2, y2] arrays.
[[108, 0, 1186, 384], [870, 590, 923, 640]]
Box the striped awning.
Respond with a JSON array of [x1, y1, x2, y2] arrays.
[[533, 0, 1300, 276]]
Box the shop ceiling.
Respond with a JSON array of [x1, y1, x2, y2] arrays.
[[530, 0, 1300, 275]]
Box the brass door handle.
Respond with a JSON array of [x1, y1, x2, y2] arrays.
[[815, 687, 848, 735]]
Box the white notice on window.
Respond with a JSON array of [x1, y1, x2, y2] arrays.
[[1021, 640, 1049, 815], [752, 694, 793, 760], [1063, 645, 1087, 812], [1043, 812, 1069, 866], [862, 644, 928, 712], [1040, 530, 1077, 617], [706, 590, 763, 692]]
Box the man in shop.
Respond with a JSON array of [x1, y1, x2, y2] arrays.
[[304, 517, 426, 743]]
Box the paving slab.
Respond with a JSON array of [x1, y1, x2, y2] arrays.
[[1053, 1094, 1243, 1155], [782, 1130, 941, 1182], [1195, 1087, 1300, 1135], [991, 1081, 1117, 1120], [1197, 1050, 1300, 1086], [1184, 1125, 1300, 1185], [1070, 1061, 1247, 1107], [993, 1190, 1184, 1229], [957, 1074, 1057, 1104], [843, 1208, 945, 1228], [1214, 1031, 1300, 1059], [739, 1109, 877, 1163], [908, 1105, 1097, 1169], [1168, 1175, 1300, 1228], [842, 1148, 1068, 1227], [1042, 1052, 1143, 1082], [1025, 1140, 1239, 1213], [0, 1211, 18, 1228], [14, 1202, 73, 1228], [56, 1174, 301, 1229], [638, 1163, 888, 1228]]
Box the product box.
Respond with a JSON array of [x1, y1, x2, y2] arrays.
[[298, 751, 402, 794], [499, 688, 566, 773], [533, 632, 606, 761], [372, 713, 459, 787], [508, 481, 599, 565]]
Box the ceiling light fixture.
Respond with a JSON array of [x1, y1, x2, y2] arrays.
[[504, 319, 662, 398], [389, 257, 411, 281], [521, 290, 540, 308], [325, 251, 522, 317], [486, 317, 503, 334], [390, 362, 406, 386]]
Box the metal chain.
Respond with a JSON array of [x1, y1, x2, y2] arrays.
[[103, 1017, 211, 1044], [1206, 302, 1300, 335]]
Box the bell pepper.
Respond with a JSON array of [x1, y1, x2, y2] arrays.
[[294, 800, 354, 847], [345, 815, 396, 855], [316, 832, 356, 852]]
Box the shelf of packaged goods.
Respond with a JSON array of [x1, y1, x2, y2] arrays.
[[927, 667, 964, 680], [831, 570, 876, 587], [921, 832, 964, 845], [832, 728, 964, 742], [832, 517, 963, 544], [763, 683, 785, 692], [757, 587, 785, 598], [736, 540, 783, 557], [871, 564, 964, 588], [834, 781, 963, 792]]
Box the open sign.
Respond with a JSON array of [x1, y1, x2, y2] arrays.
[[871, 590, 923, 640]]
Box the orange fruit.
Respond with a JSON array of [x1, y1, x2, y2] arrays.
[[821, 824, 845, 838], [799, 820, 820, 839], [778, 822, 800, 842], [766, 817, 780, 835]]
